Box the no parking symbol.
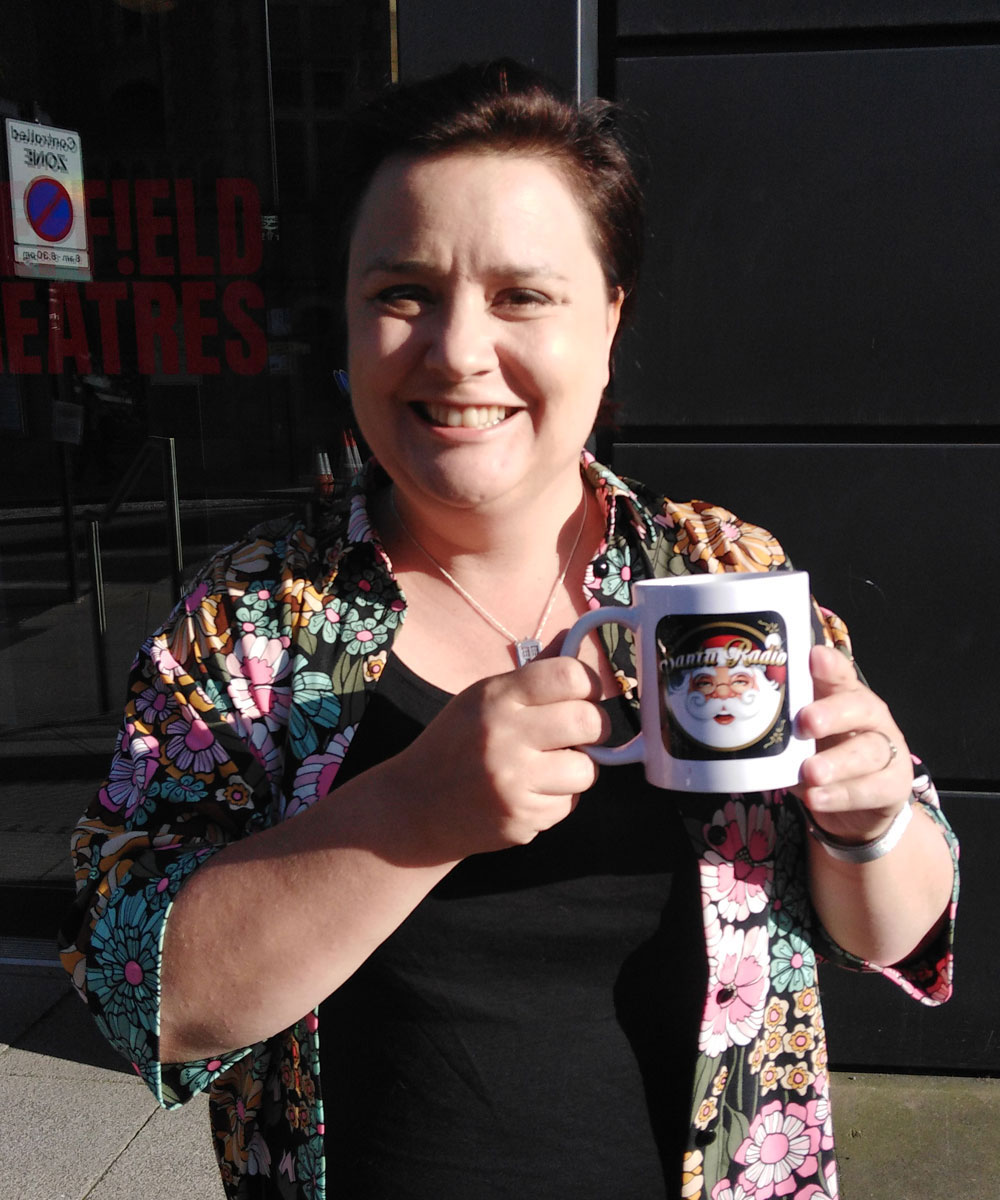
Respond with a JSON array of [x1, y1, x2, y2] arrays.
[[25, 177, 74, 243], [4, 118, 90, 280]]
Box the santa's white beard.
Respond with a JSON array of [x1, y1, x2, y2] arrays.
[[668, 682, 783, 750]]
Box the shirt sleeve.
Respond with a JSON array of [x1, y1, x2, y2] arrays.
[[59, 538, 299, 1108], [644, 487, 959, 1005], [804, 602, 959, 1005]]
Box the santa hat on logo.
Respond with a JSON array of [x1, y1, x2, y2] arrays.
[[698, 631, 786, 687]]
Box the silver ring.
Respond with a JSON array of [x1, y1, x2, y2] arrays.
[[873, 730, 898, 772]]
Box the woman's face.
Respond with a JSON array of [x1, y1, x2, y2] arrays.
[[345, 151, 623, 518]]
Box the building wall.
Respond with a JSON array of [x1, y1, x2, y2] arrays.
[[397, 1, 998, 1072]]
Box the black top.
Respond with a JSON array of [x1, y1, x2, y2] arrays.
[[320, 655, 706, 1199]]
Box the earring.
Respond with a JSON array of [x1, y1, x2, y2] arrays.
[[333, 369, 350, 398]]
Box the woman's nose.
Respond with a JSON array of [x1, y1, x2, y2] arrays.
[[424, 299, 497, 378], [711, 683, 735, 699]]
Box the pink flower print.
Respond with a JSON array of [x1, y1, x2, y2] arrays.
[[823, 1158, 839, 1198], [164, 714, 229, 774], [247, 1130, 271, 1177], [125, 727, 160, 760], [219, 713, 281, 802], [286, 727, 356, 818], [99, 746, 159, 819], [348, 492, 376, 545], [804, 1098, 835, 1153], [582, 559, 601, 598], [151, 638, 189, 682], [702, 801, 775, 921], [734, 1100, 822, 1199], [700, 924, 770, 1058], [226, 634, 292, 727], [184, 580, 209, 613], [711, 1183, 754, 1200], [135, 682, 176, 727], [911, 768, 943, 811]]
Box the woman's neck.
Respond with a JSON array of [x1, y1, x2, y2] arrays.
[[376, 470, 596, 581], [374, 469, 614, 693]]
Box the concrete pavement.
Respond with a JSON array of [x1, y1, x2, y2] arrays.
[[0, 959, 221, 1200], [3, 949, 999, 1199]]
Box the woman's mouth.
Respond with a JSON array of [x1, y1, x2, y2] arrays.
[[416, 402, 514, 429]]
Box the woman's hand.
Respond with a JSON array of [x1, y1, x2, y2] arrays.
[[792, 644, 955, 966], [790, 644, 914, 846], [389, 655, 611, 861]]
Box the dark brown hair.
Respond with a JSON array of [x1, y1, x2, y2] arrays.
[[338, 59, 646, 336]]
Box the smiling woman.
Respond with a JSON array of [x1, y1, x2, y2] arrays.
[[346, 151, 622, 541], [61, 59, 958, 1200]]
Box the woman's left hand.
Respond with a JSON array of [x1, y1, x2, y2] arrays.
[[790, 644, 914, 845]]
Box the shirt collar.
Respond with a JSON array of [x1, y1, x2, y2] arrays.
[[327, 452, 656, 570]]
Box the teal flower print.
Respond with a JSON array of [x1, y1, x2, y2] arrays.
[[341, 609, 391, 656], [146, 858, 191, 910], [771, 928, 816, 993], [87, 893, 161, 1034], [296, 1133, 325, 1199], [238, 580, 279, 618], [307, 597, 349, 645], [345, 568, 386, 607], [289, 662, 343, 759], [235, 581, 281, 638], [149, 773, 208, 804], [93, 1009, 156, 1081], [178, 1055, 230, 1095], [200, 673, 235, 717], [599, 547, 633, 603]]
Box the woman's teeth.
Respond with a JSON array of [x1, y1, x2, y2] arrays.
[[422, 403, 511, 429]]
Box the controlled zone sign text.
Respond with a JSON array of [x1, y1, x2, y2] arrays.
[[5, 119, 91, 281]]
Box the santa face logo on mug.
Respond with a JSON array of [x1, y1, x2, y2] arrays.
[[657, 616, 790, 760]]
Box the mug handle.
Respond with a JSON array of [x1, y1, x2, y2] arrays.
[[560, 607, 645, 766]]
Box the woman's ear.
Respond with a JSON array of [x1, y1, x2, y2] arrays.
[[599, 287, 626, 389], [607, 286, 625, 346]]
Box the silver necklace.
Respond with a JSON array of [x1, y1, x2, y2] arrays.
[[389, 488, 589, 667]]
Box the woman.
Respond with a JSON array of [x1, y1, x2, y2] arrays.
[[62, 61, 957, 1200]]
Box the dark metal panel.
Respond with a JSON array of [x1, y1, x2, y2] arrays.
[[397, 0, 599, 99], [611, 442, 997, 787], [819, 790, 993, 1073], [619, 1, 1000, 39], [615, 48, 1000, 427]]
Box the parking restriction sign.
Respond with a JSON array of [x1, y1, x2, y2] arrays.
[[4, 119, 91, 280]]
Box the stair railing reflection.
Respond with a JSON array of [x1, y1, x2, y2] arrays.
[[85, 435, 183, 711]]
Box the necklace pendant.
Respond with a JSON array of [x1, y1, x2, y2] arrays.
[[515, 637, 543, 667]]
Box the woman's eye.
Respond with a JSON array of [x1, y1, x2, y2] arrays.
[[372, 286, 430, 312], [496, 288, 550, 310]]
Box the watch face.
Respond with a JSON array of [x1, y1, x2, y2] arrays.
[[657, 611, 791, 761]]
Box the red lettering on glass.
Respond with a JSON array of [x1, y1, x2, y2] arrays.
[[182, 281, 220, 373], [134, 180, 174, 275], [133, 282, 179, 373], [223, 281, 266, 375], [217, 179, 263, 275]]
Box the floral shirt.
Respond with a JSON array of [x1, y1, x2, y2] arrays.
[[60, 456, 958, 1200]]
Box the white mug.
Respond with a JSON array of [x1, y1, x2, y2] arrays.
[[561, 571, 815, 793]]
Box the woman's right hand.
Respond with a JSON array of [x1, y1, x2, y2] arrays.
[[389, 655, 611, 860], [160, 657, 610, 1062]]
